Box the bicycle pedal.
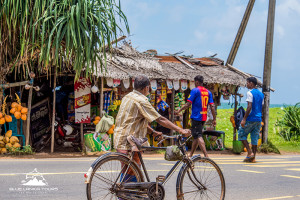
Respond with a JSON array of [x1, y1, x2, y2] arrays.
[[156, 175, 165, 182]]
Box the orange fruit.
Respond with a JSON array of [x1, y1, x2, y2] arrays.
[[5, 115, 12, 123], [11, 102, 18, 108], [0, 117, 5, 124], [14, 112, 21, 120], [21, 114, 27, 121], [21, 107, 28, 114], [107, 124, 115, 134]]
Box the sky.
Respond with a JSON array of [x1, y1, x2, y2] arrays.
[[120, 0, 300, 105]]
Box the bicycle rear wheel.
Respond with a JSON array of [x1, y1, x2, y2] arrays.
[[177, 157, 225, 200], [87, 155, 143, 200]]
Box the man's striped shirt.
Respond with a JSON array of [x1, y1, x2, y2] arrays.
[[114, 90, 161, 150]]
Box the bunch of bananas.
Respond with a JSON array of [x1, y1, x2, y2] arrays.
[[113, 100, 121, 106]]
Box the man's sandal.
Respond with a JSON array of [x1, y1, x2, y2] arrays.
[[243, 156, 255, 162]]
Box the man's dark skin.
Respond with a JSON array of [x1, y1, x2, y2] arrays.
[[174, 81, 216, 157], [241, 80, 258, 158]]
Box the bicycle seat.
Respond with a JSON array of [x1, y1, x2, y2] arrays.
[[127, 136, 148, 151]]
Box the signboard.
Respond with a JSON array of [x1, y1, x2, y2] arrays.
[[74, 77, 91, 123], [30, 98, 51, 144]]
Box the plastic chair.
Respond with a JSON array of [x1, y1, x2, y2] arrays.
[[8, 115, 26, 147]]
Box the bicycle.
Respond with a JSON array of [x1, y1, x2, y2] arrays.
[[84, 134, 225, 200]]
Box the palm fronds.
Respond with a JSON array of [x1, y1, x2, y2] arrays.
[[0, 0, 129, 80]]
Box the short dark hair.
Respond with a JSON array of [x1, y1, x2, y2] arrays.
[[247, 77, 257, 86], [134, 75, 150, 90], [194, 75, 204, 83]]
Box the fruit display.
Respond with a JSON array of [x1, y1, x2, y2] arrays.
[[107, 124, 115, 134], [0, 94, 28, 124], [93, 116, 101, 125], [0, 130, 21, 154], [9, 93, 28, 121]]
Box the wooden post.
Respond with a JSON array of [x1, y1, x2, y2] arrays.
[[170, 88, 175, 145], [262, 0, 276, 144], [226, 0, 256, 65], [80, 123, 85, 151], [25, 86, 33, 146], [100, 77, 104, 117], [51, 68, 57, 153], [233, 87, 239, 141]]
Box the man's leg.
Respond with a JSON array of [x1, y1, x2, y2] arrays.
[[197, 137, 208, 157], [238, 122, 254, 160], [252, 145, 257, 157], [250, 122, 261, 161], [241, 140, 253, 157], [189, 139, 198, 157]]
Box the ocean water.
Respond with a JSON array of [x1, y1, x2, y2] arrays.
[[218, 102, 284, 110]]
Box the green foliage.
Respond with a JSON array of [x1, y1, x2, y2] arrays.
[[275, 103, 300, 141], [217, 107, 300, 153], [0, 0, 129, 79], [258, 140, 280, 154], [8, 145, 35, 155]]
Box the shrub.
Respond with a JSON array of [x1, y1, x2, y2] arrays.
[[276, 103, 300, 141], [258, 140, 280, 154]]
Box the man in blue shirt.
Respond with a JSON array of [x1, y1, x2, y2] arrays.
[[239, 77, 264, 162], [175, 75, 216, 158]]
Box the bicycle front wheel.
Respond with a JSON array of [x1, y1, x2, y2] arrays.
[[177, 157, 225, 200], [87, 155, 143, 200]]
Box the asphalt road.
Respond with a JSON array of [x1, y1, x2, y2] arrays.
[[1, 154, 300, 200]]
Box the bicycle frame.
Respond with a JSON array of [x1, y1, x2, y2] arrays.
[[117, 135, 206, 192]]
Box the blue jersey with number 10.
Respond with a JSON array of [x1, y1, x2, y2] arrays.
[[187, 86, 214, 121]]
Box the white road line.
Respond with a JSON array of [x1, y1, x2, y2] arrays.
[[254, 195, 294, 200], [237, 170, 265, 174], [280, 175, 300, 179]]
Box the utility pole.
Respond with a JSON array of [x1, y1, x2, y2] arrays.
[[262, 0, 276, 143], [226, 0, 256, 65]]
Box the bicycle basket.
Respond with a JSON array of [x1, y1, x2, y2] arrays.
[[164, 145, 183, 161]]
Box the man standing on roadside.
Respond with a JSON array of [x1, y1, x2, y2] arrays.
[[175, 75, 216, 158], [239, 77, 264, 163]]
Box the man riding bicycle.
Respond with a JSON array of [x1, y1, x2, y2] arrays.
[[114, 75, 191, 175]]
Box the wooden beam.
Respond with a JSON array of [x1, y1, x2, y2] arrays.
[[226, 0, 256, 65], [100, 77, 104, 117], [25, 84, 33, 146], [262, 0, 276, 144], [0, 81, 29, 89], [51, 68, 57, 153], [233, 87, 239, 141], [226, 64, 275, 92], [174, 55, 195, 69]]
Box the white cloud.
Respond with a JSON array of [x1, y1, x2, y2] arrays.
[[194, 31, 207, 42], [275, 25, 285, 38], [277, 0, 300, 17]]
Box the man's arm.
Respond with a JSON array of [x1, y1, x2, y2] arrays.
[[241, 102, 252, 127], [209, 103, 217, 126], [147, 125, 163, 139], [174, 102, 192, 115], [156, 116, 190, 136]]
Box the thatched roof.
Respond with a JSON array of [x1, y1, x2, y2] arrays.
[[94, 43, 249, 87]]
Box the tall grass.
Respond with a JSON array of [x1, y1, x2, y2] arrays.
[[276, 103, 300, 141]]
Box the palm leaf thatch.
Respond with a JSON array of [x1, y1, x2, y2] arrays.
[[0, 0, 129, 82]]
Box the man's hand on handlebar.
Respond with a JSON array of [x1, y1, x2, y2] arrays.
[[153, 131, 163, 141], [179, 129, 191, 137]]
